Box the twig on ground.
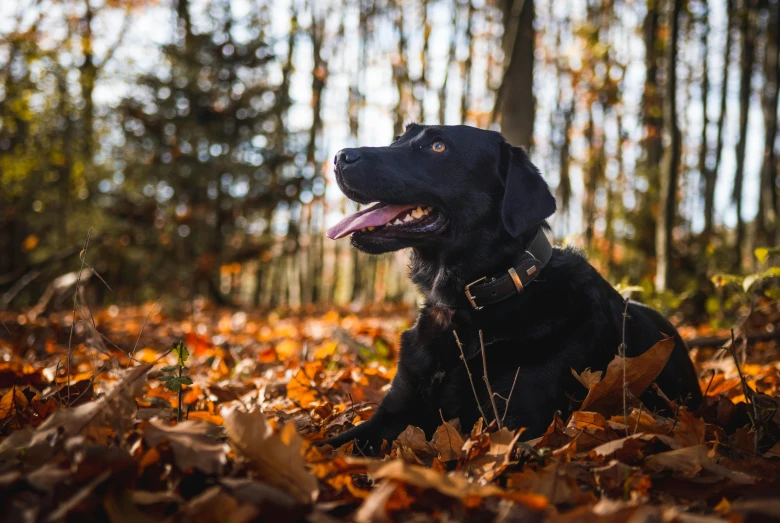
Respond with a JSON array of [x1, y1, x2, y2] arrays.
[[618, 297, 630, 437], [177, 364, 183, 422], [633, 404, 643, 435], [65, 230, 92, 407], [453, 330, 489, 426], [501, 367, 521, 428], [479, 330, 502, 428], [128, 296, 163, 367], [703, 369, 716, 396], [728, 328, 760, 450]]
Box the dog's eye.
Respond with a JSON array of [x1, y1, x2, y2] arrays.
[[431, 141, 446, 153]]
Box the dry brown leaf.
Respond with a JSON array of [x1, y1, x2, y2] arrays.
[[589, 432, 680, 462], [466, 427, 522, 483], [393, 425, 436, 464], [580, 337, 676, 416], [592, 459, 652, 498], [565, 411, 620, 451], [222, 407, 318, 504], [180, 486, 259, 523], [143, 419, 228, 474], [0, 387, 28, 430], [571, 367, 603, 390], [0, 364, 152, 467], [644, 444, 756, 483], [369, 459, 504, 501], [354, 481, 398, 523], [287, 368, 320, 408], [671, 408, 705, 447], [431, 420, 464, 462], [506, 463, 594, 506]]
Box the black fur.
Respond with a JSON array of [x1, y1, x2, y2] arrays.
[[324, 124, 702, 452]]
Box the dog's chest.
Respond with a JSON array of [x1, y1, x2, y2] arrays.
[[408, 308, 496, 410]]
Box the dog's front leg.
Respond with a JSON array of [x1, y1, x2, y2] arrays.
[[322, 363, 428, 454]]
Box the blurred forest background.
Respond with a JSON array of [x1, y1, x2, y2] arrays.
[[0, 0, 777, 313]]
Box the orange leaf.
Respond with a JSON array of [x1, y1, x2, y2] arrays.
[[580, 337, 676, 416], [187, 411, 224, 425]]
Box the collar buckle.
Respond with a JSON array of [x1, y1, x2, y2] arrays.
[[464, 276, 487, 309]]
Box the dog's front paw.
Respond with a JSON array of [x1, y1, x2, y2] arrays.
[[320, 430, 384, 456]]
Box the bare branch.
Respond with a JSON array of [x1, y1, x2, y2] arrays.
[[619, 297, 630, 437], [501, 366, 521, 428], [479, 330, 502, 428], [453, 330, 489, 426], [65, 229, 93, 406]]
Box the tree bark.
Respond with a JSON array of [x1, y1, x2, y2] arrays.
[[655, 0, 682, 291], [733, 0, 756, 270], [705, 0, 733, 244], [495, 0, 534, 148], [759, 0, 779, 245], [460, 1, 475, 125]]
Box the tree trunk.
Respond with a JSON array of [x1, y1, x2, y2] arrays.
[[759, 0, 779, 245], [698, 3, 711, 245], [733, 0, 756, 270], [438, 0, 457, 124], [705, 0, 733, 244], [392, 0, 410, 137], [655, 0, 682, 291], [495, 0, 534, 148], [460, 1, 475, 124], [640, 0, 664, 261]]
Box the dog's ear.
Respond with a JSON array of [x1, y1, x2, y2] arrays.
[[498, 142, 556, 238]]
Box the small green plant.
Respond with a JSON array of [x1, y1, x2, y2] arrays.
[[709, 247, 780, 328], [157, 341, 192, 421]]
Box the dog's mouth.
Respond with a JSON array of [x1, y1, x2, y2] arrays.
[[327, 202, 446, 240]]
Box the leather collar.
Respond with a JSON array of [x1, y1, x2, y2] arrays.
[[462, 228, 553, 310]]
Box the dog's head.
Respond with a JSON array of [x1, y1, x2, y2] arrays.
[[327, 124, 556, 255]]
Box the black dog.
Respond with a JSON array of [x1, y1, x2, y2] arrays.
[[324, 124, 701, 452]]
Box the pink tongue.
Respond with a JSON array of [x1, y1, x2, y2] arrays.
[[327, 203, 417, 239]]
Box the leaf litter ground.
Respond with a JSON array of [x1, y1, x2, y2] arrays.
[[1, 301, 779, 522]]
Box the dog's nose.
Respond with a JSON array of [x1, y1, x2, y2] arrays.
[[335, 148, 360, 166]]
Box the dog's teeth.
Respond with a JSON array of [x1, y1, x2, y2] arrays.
[[412, 208, 422, 219], [368, 226, 375, 231], [404, 214, 414, 222], [426, 206, 433, 211], [421, 208, 429, 215], [393, 219, 403, 225]]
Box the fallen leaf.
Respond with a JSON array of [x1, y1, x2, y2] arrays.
[[393, 425, 436, 464], [287, 368, 320, 408], [571, 367, 603, 390], [0, 364, 152, 467], [143, 419, 229, 474], [589, 432, 680, 462], [180, 486, 258, 523], [592, 459, 652, 498], [187, 411, 224, 425], [222, 407, 318, 503], [431, 420, 464, 462], [0, 386, 28, 431], [464, 427, 522, 483], [644, 444, 756, 483], [368, 459, 547, 509], [565, 411, 620, 451], [581, 337, 676, 416], [506, 462, 594, 506], [57, 379, 94, 406]]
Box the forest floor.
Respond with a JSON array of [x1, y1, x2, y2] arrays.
[[1, 299, 779, 522]]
